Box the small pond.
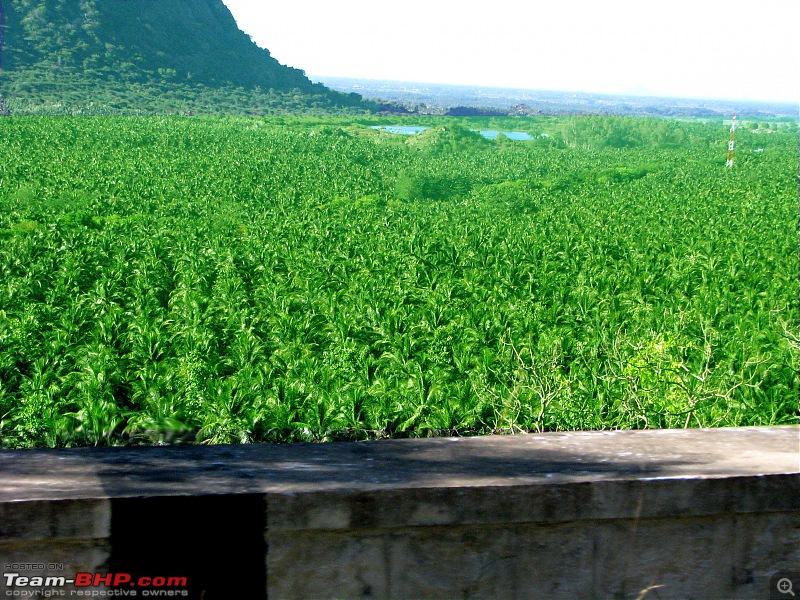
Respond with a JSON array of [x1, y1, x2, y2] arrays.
[[370, 125, 428, 135], [474, 130, 534, 140], [370, 126, 541, 141]]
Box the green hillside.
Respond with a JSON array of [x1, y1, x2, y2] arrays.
[[0, 0, 371, 114]]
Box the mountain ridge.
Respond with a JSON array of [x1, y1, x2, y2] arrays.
[[0, 0, 371, 114]]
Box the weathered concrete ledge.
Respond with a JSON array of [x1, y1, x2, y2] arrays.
[[1, 426, 798, 599]]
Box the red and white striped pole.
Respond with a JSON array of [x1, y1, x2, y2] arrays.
[[726, 113, 736, 167]]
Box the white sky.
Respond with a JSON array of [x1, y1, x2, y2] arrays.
[[223, 0, 799, 103]]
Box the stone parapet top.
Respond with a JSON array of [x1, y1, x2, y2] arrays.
[[1, 426, 797, 504]]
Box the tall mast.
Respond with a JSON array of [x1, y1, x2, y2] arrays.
[[725, 113, 736, 168]]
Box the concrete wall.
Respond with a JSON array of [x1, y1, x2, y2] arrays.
[[1, 426, 798, 599]]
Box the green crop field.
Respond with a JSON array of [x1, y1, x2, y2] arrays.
[[0, 115, 797, 447]]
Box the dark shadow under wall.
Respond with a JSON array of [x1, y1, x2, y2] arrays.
[[109, 494, 267, 600]]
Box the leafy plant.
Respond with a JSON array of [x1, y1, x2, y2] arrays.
[[0, 115, 796, 447]]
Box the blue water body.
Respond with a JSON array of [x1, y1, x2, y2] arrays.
[[370, 125, 428, 135], [475, 130, 534, 140], [370, 125, 538, 141]]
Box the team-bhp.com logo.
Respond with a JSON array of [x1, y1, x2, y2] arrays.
[[4, 572, 188, 597]]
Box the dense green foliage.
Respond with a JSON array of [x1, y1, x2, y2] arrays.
[[0, 115, 797, 447], [0, 0, 371, 114]]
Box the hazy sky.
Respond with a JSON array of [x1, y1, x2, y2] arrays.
[[224, 0, 799, 103]]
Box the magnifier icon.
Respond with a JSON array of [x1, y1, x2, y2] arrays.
[[778, 578, 796, 596]]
